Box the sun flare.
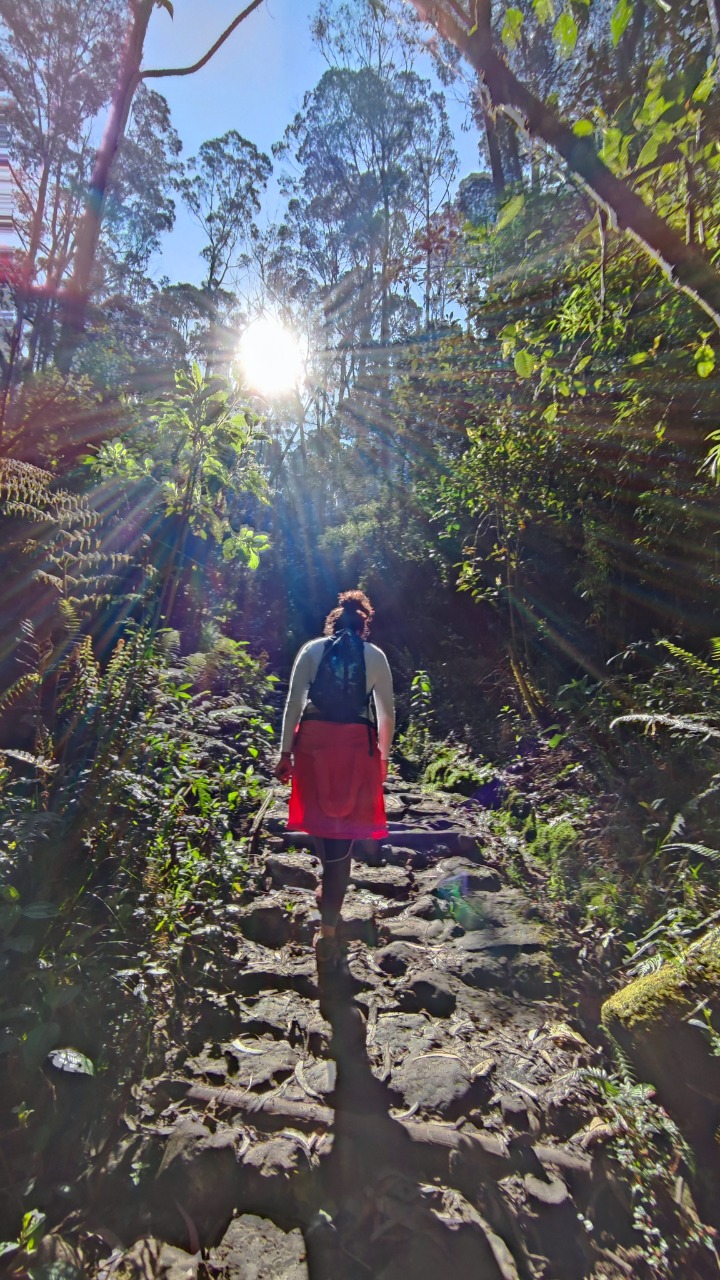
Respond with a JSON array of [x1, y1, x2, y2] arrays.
[[238, 316, 304, 398]]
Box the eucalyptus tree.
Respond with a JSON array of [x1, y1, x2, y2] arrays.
[[178, 132, 271, 296], [100, 85, 182, 302], [0, 0, 124, 391], [409, 0, 720, 334], [57, 0, 267, 363]]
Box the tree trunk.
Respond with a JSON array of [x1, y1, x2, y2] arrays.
[[410, 0, 720, 332], [484, 109, 506, 196], [56, 2, 153, 369]]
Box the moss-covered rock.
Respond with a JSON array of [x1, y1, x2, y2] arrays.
[[601, 928, 720, 1227]]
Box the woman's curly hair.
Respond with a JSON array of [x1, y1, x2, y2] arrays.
[[323, 589, 374, 639]]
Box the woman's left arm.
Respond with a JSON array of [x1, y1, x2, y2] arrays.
[[371, 649, 395, 767]]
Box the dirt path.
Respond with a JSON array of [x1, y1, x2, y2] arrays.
[[48, 782, 717, 1280]]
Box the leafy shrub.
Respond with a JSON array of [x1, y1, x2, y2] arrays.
[[422, 740, 497, 796], [183, 636, 277, 701]]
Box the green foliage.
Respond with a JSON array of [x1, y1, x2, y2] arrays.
[[422, 741, 496, 795], [87, 365, 270, 626], [580, 1067, 713, 1272], [395, 669, 435, 773], [0, 459, 132, 621]]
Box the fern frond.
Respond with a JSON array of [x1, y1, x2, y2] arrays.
[[632, 953, 665, 977], [662, 841, 720, 863], [0, 672, 40, 713], [664, 812, 686, 842], [611, 712, 720, 741], [1, 748, 58, 771], [658, 640, 720, 688]]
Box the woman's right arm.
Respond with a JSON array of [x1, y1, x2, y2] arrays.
[[278, 643, 315, 755]]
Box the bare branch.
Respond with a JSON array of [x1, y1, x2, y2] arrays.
[[141, 0, 265, 80]]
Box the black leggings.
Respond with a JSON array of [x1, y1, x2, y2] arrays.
[[316, 838, 352, 927]]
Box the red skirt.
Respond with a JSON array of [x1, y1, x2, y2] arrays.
[[288, 719, 387, 840]]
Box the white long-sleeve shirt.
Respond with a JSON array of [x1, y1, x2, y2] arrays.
[[280, 637, 395, 759]]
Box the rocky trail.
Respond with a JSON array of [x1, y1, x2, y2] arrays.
[[18, 781, 719, 1280]]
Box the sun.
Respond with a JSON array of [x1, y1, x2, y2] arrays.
[[238, 316, 305, 399]]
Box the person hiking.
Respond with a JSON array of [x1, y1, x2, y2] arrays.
[[274, 590, 395, 970]]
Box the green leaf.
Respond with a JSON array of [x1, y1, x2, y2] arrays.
[[693, 66, 715, 103], [19, 1210, 47, 1254], [611, 0, 634, 46], [553, 11, 578, 57], [533, 0, 555, 23], [501, 6, 524, 48], [156, 0, 174, 12], [514, 350, 536, 379], [573, 119, 595, 137], [496, 193, 525, 231], [22, 902, 58, 920]]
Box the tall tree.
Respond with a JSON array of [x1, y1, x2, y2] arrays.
[[57, 0, 266, 363], [408, 0, 720, 331], [101, 84, 182, 301], [178, 132, 271, 294], [0, 0, 124, 389]]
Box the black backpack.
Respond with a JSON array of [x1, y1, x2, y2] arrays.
[[307, 629, 371, 723]]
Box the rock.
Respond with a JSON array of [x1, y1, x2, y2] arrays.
[[375, 942, 418, 977], [244, 1136, 307, 1179], [524, 1172, 569, 1206], [405, 893, 440, 920], [265, 854, 318, 891], [153, 1120, 241, 1246], [500, 1094, 540, 1132], [431, 858, 502, 896], [381, 844, 416, 867], [601, 926, 720, 1227], [383, 917, 446, 944], [372, 1012, 439, 1063], [298, 1057, 336, 1097], [451, 890, 545, 951], [383, 794, 406, 818], [187, 1039, 298, 1091], [104, 1238, 199, 1280], [157, 1244, 201, 1280], [391, 1053, 475, 1116], [401, 970, 457, 1017], [509, 952, 552, 998], [454, 952, 509, 992], [209, 1213, 308, 1279], [236, 903, 292, 948], [239, 993, 330, 1052], [350, 864, 412, 899]]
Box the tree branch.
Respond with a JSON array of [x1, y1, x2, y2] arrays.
[[141, 0, 265, 80], [409, 0, 720, 331]]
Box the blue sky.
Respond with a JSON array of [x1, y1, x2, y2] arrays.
[[142, 0, 482, 287]]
